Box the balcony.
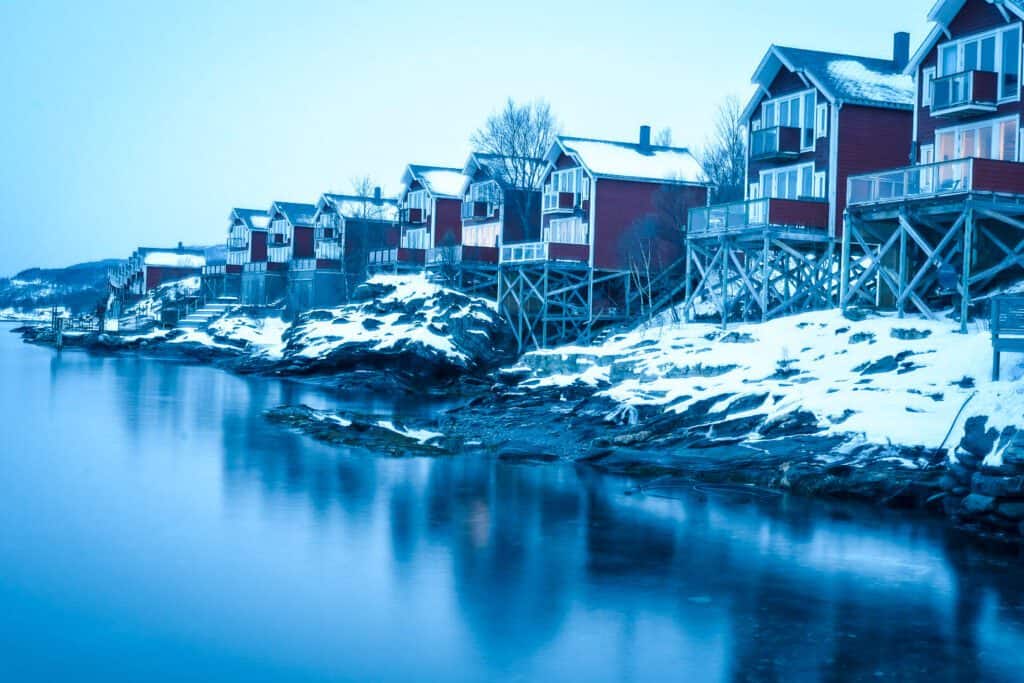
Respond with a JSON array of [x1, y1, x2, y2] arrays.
[[315, 240, 343, 262], [750, 126, 802, 162], [461, 201, 494, 220], [847, 157, 1024, 207], [227, 237, 248, 250], [500, 241, 589, 264], [267, 245, 292, 264], [930, 70, 998, 118], [688, 197, 829, 237], [402, 208, 426, 224], [542, 191, 581, 213]]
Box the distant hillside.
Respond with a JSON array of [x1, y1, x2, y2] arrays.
[[1, 246, 224, 316], [0, 258, 124, 314]]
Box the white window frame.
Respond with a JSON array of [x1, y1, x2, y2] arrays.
[[813, 172, 827, 199], [921, 67, 936, 107], [759, 162, 816, 201], [815, 103, 828, 138], [759, 88, 817, 152], [920, 144, 935, 165], [544, 217, 589, 245], [934, 114, 1021, 162], [935, 23, 1022, 103]]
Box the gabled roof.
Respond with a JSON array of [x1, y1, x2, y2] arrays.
[[461, 152, 546, 193], [400, 164, 468, 200], [743, 45, 915, 122], [230, 207, 270, 231], [315, 193, 399, 223], [133, 246, 207, 269], [268, 201, 317, 228], [544, 135, 707, 185], [908, 0, 1024, 73]]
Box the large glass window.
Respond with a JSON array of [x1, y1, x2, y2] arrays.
[[1002, 26, 1021, 99], [937, 24, 1022, 101], [760, 90, 816, 151], [759, 163, 815, 200], [935, 116, 1019, 161]]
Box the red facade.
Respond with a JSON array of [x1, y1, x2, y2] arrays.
[[293, 226, 314, 259], [145, 266, 201, 291], [540, 150, 708, 271], [250, 231, 268, 262]]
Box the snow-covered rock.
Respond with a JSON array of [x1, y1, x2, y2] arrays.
[[513, 307, 1007, 451], [274, 275, 514, 379]]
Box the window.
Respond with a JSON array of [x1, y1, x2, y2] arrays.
[[748, 183, 760, 201], [934, 116, 1019, 162], [544, 217, 588, 245], [464, 223, 500, 248], [813, 172, 827, 199], [815, 103, 828, 138], [406, 190, 428, 211], [922, 67, 935, 107], [543, 168, 590, 211], [920, 144, 935, 165], [467, 181, 501, 205], [760, 89, 817, 152], [936, 24, 1022, 101], [759, 163, 815, 200]]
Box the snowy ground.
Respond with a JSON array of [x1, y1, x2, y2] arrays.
[[515, 307, 1024, 452]]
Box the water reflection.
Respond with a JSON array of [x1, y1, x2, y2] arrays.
[[8, 334, 1024, 682]]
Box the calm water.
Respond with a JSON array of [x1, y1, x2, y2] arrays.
[[1, 325, 1023, 682]]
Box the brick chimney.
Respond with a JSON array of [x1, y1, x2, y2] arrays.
[[639, 125, 651, 149], [893, 32, 910, 71]]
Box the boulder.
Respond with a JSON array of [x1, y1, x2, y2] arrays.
[[997, 501, 1024, 521], [959, 416, 999, 459], [961, 493, 997, 516], [970, 473, 1024, 498]]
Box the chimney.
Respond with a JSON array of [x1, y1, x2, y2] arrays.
[[893, 32, 910, 71], [373, 186, 382, 201], [177, 241, 183, 250], [639, 125, 651, 149]]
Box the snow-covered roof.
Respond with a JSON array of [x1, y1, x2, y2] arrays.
[[548, 136, 707, 185], [463, 153, 546, 192], [402, 165, 468, 199], [270, 201, 317, 228], [231, 208, 270, 231], [317, 193, 399, 222], [744, 45, 915, 122], [138, 249, 206, 269], [909, 0, 1024, 73]]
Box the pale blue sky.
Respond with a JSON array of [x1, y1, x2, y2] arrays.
[[0, 0, 931, 274]]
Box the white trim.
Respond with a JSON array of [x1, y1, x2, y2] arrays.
[[921, 67, 936, 108], [828, 102, 841, 238], [813, 171, 827, 199], [815, 103, 828, 138]]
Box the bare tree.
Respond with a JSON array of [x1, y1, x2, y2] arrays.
[[654, 127, 673, 147], [350, 175, 387, 220], [699, 96, 747, 203], [470, 98, 560, 240]]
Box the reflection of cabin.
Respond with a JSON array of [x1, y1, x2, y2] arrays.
[[687, 36, 915, 325], [204, 208, 268, 300], [369, 165, 467, 272], [499, 126, 709, 351], [844, 0, 1024, 331], [292, 189, 399, 309]]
